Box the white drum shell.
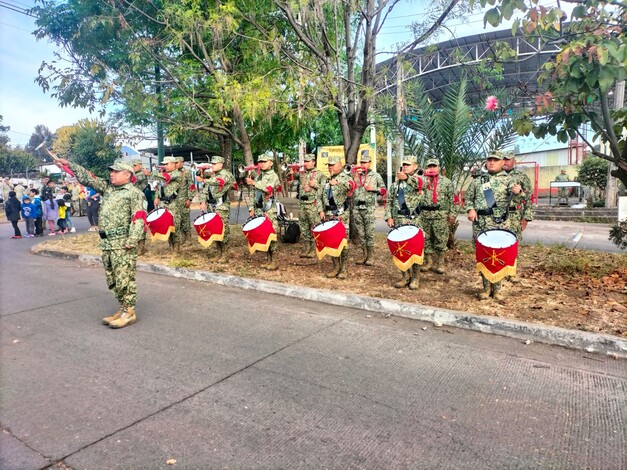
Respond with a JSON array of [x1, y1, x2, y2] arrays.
[[388, 225, 420, 242]]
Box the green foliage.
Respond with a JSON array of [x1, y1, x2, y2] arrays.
[[577, 157, 608, 191], [609, 221, 627, 250], [0, 148, 38, 175]]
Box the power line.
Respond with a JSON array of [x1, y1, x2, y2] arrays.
[[0, 20, 33, 32], [0, 0, 37, 18]]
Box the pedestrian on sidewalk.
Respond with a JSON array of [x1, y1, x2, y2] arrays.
[[5, 191, 22, 239], [86, 188, 101, 231], [20, 195, 36, 237], [43, 194, 59, 236], [29, 188, 44, 236]]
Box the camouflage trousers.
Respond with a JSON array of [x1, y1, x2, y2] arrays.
[[353, 206, 376, 247], [420, 215, 450, 254], [102, 248, 138, 307], [181, 205, 192, 234], [299, 202, 321, 244], [508, 210, 523, 241], [217, 207, 231, 245], [164, 203, 183, 247]]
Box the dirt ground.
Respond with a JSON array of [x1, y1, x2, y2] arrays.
[[33, 228, 627, 338]]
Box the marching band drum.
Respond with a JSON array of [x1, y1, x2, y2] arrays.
[[311, 219, 347, 260], [242, 215, 277, 254], [193, 212, 224, 247], [475, 228, 518, 283], [386, 224, 425, 271], [146, 208, 175, 242]]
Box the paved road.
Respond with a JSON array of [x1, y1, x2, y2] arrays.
[[1, 218, 625, 469]]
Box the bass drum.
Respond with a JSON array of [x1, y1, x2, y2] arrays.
[[193, 212, 224, 247], [386, 224, 424, 271], [475, 228, 518, 283], [311, 219, 347, 259], [242, 215, 277, 254], [146, 208, 175, 242]]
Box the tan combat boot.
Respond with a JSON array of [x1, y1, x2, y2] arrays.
[[325, 257, 340, 278], [109, 307, 137, 329], [364, 246, 375, 266], [209, 242, 223, 261], [408, 265, 419, 290], [420, 254, 432, 272], [394, 271, 409, 288], [137, 239, 146, 256], [357, 246, 368, 265], [434, 253, 445, 275], [336, 254, 348, 280], [217, 243, 229, 263], [491, 282, 504, 301], [304, 241, 316, 259], [102, 307, 125, 325], [299, 242, 310, 258], [265, 251, 279, 271]]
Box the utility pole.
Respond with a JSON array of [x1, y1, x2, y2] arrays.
[[155, 62, 164, 164], [605, 81, 624, 209]]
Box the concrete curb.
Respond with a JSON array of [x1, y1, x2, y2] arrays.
[[34, 248, 627, 358]]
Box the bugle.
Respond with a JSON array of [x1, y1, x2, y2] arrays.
[[280, 162, 304, 172], [237, 163, 261, 178], [343, 164, 367, 175], [196, 163, 213, 176]]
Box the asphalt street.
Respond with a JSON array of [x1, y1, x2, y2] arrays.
[[1, 216, 625, 469]]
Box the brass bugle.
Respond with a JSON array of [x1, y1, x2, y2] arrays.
[[343, 164, 366, 174], [238, 163, 261, 176], [280, 162, 304, 172]]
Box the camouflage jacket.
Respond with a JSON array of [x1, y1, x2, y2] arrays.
[[70, 162, 146, 250], [464, 170, 521, 224], [506, 168, 534, 221], [419, 174, 456, 219], [352, 170, 386, 209], [179, 168, 196, 203], [384, 171, 423, 221], [133, 170, 148, 190], [252, 169, 280, 213], [322, 171, 354, 216], [203, 168, 235, 209], [152, 169, 182, 205], [296, 168, 325, 206]]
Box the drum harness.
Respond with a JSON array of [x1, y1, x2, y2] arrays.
[[397, 182, 421, 219], [325, 183, 349, 216], [475, 175, 515, 225]]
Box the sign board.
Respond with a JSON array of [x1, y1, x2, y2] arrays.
[[317, 144, 375, 175]]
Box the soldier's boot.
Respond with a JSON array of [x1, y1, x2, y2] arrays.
[[326, 257, 340, 278], [304, 241, 316, 258], [209, 242, 223, 261], [508, 275, 520, 284], [169, 239, 181, 254], [434, 253, 445, 275], [357, 246, 368, 265], [108, 307, 137, 329], [137, 239, 146, 256], [265, 251, 279, 271], [102, 306, 125, 325], [408, 265, 419, 290], [336, 252, 348, 279], [364, 246, 375, 266], [478, 276, 490, 300], [420, 254, 432, 272], [491, 282, 504, 301], [299, 242, 310, 258], [394, 270, 410, 288], [217, 243, 229, 263]]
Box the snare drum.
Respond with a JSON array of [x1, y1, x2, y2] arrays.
[[146, 208, 175, 241], [475, 228, 518, 283], [387, 224, 424, 271], [242, 215, 277, 254], [311, 219, 347, 259], [193, 212, 224, 247]]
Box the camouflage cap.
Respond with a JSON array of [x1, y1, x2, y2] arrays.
[[131, 158, 142, 166], [161, 156, 177, 164], [257, 153, 274, 162], [175, 156, 185, 163], [503, 151, 515, 160], [359, 150, 372, 163], [327, 155, 342, 165], [487, 150, 505, 160], [108, 159, 135, 172], [210, 155, 224, 164], [401, 155, 417, 164], [303, 153, 316, 161], [425, 158, 440, 167]]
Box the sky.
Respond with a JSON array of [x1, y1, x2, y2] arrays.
[[0, 0, 551, 150]]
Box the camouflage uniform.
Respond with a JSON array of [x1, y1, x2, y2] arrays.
[[505, 166, 534, 240], [152, 157, 183, 251], [132, 159, 149, 254], [175, 157, 194, 242], [464, 157, 521, 299], [419, 158, 456, 273], [321, 156, 356, 279], [555, 171, 570, 204], [202, 156, 235, 260], [69, 160, 145, 320], [250, 154, 281, 269], [352, 153, 386, 266], [384, 155, 424, 289], [296, 154, 325, 258]]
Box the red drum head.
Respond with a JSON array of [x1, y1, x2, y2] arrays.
[[311, 219, 347, 259], [193, 212, 224, 247], [146, 208, 175, 242], [387, 224, 424, 271], [242, 215, 277, 254], [475, 229, 518, 283]]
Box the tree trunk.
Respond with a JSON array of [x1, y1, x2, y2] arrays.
[[232, 106, 253, 165]]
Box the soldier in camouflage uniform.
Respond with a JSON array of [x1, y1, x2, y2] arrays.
[[352, 151, 386, 266], [503, 152, 534, 240], [320, 155, 357, 279], [175, 156, 195, 243], [465, 151, 522, 300], [384, 155, 424, 290], [131, 158, 149, 255], [246, 153, 281, 270], [153, 156, 183, 253], [200, 155, 235, 262], [419, 158, 456, 274], [293, 153, 325, 258], [555, 169, 570, 205], [54, 157, 146, 328]]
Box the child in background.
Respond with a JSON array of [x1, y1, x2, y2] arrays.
[[29, 188, 44, 236], [5, 190, 22, 239], [21, 195, 36, 237], [43, 194, 59, 236], [56, 198, 68, 234]]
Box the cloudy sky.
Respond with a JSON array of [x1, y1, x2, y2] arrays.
[[0, 1, 510, 149]]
